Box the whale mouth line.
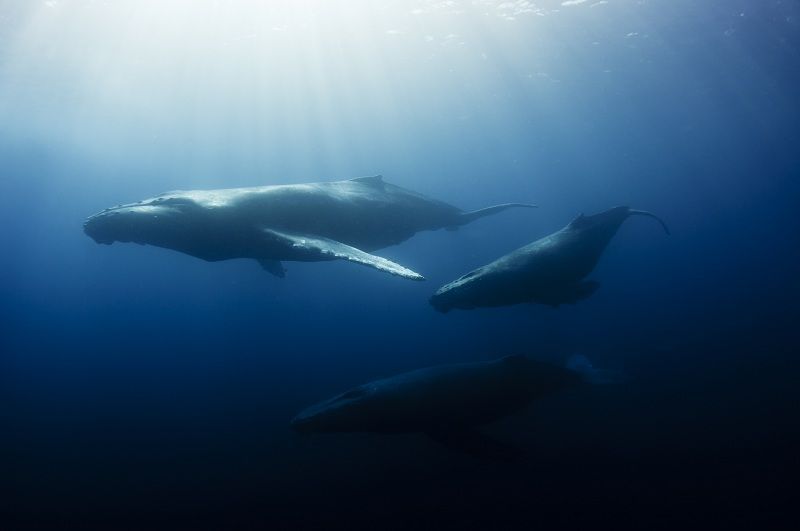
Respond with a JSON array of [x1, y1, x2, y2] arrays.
[[86, 232, 114, 245], [83, 220, 115, 245]]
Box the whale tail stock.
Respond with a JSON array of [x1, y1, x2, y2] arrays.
[[628, 209, 671, 235], [566, 355, 626, 385], [454, 203, 537, 228]]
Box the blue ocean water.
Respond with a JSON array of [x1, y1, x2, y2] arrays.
[[1, 1, 798, 529]]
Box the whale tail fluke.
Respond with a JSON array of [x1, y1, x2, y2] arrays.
[[566, 355, 626, 385], [457, 203, 537, 227], [628, 209, 671, 235]]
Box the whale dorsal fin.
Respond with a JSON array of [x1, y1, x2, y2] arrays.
[[567, 213, 588, 229], [349, 175, 385, 187], [259, 228, 424, 281]]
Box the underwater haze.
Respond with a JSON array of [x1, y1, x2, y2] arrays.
[[2, 1, 799, 529]]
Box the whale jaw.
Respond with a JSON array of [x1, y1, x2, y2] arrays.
[[83, 218, 115, 245]]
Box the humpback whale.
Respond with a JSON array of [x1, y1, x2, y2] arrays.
[[83, 175, 535, 280], [291, 355, 619, 460], [430, 206, 669, 312]]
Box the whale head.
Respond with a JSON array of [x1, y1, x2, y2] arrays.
[[429, 268, 490, 313], [83, 196, 200, 246], [291, 384, 379, 434]]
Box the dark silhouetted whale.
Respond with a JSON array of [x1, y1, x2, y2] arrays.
[[83, 175, 535, 280], [291, 354, 619, 460], [430, 206, 669, 311]]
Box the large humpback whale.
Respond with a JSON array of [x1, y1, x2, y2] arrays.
[[291, 355, 619, 459], [430, 206, 669, 312], [83, 175, 534, 280]]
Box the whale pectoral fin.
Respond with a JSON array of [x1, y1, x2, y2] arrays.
[[535, 280, 600, 307], [573, 280, 600, 300], [260, 229, 425, 281], [558, 280, 600, 305], [257, 259, 286, 278], [425, 427, 523, 462]]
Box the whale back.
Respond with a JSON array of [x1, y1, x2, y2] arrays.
[[292, 356, 580, 436]]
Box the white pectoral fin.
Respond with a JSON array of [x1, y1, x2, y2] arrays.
[[262, 229, 425, 281]]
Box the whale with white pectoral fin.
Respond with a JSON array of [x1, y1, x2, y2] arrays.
[[83, 175, 535, 281]]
